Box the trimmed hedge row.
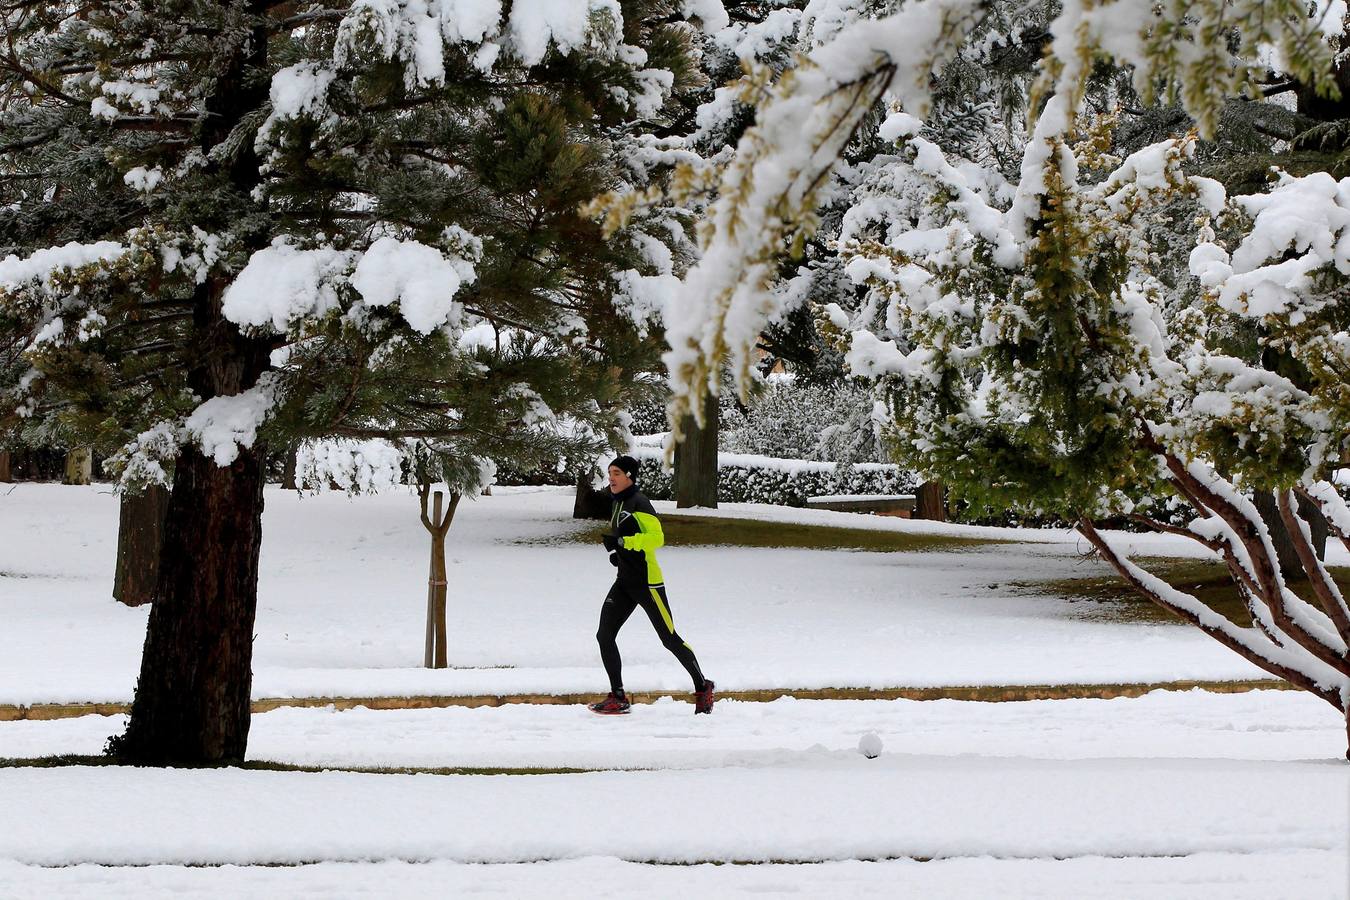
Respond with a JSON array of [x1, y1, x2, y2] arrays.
[[630, 446, 917, 507]]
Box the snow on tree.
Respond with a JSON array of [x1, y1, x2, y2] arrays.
[[661, 0, 1341, 430], [0, 0, 710, 763], [654, 0, 1350, 754]]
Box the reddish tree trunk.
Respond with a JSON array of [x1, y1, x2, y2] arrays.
[[109, 444, 267, 764], [1253, 490, 1328, 579], [915, 480, 946, 521], [0, 450, 11, 482]]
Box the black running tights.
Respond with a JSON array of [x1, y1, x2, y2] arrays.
[[596, 581, 705, 694]]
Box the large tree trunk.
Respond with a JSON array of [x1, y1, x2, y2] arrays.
[[675, 392, 718, 509], [573, 474, 610, 519], [915, 480, 946, 522], [0, 450, 11, 482], [113, 484, 170, 607], [106, 11, 275, 764], [1253, 490, 1328, 580], [63, 447, 92, 485], [108, 445, 267, 764]]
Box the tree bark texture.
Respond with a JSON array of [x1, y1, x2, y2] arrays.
[[0, 450, 11, 482], [109, 445, 267, 763], [573, 475, 611, 519], [915, 480, 946, 522], [1252, 490, 1328, 579], [63, 448, 92, 485], [675, 392, 718, 509], [113, 484, 170, 607], [281, 445, 298, 490]]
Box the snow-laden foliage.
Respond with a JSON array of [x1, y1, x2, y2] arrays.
[[836, 95, 1350, 738], [0, 1, 714, 492], [625, 0, 1350, 744], [659, 0, 1343, 442]]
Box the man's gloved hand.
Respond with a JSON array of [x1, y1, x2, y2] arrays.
[[608, 551, 619, 567], [602, 533, 619, 552]]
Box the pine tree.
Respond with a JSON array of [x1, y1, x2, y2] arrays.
[[0, 0, 706, 764]]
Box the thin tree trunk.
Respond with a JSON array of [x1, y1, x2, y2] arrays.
[[280, 445, 298, 490], [915, 480, 946, 521], [0, 450, 11, 482], [113, 483, 170, 607], [1253, 490, 1328, 579], [63, 448, 92, 485], [108, 444, 267, 764], [675, 392, 718, 509]]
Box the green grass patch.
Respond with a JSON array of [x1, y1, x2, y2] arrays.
[[1016, 557, 1350, 625], [546, 514, 1010, 553]]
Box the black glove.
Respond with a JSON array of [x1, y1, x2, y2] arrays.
[[602, 533, 619, 552], [608, 551, 619, 567]]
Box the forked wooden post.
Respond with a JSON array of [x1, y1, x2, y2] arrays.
[[419, 485, 459, 669], [423, 491, 441, 668]]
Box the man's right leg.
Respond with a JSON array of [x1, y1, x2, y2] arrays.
[[596, 581, 638, 694]]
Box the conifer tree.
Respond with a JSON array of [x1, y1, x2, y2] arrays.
[[655, 0, 1350, 751], [0, 0, 709, 763]]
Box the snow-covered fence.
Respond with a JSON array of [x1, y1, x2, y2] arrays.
[[629, 446, 915, 507]]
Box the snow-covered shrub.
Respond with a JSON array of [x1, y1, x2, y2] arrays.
[[630, 446, 914, 506], [722, 376, 885, 464], [626, 399, 670, 437]]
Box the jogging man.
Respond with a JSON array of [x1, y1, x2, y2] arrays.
[[588, 454, 715, 715]]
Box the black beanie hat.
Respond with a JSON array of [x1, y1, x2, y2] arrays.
[[609, 454, 640, 481]]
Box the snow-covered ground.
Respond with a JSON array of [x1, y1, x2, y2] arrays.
[[2, 691, 1348, 897], [5, 484, 1349, 897], [0, 483, 1312, 706], [4, 689, 1343, 767]]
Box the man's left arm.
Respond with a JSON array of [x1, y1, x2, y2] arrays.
[[621, 511, 664, 552]]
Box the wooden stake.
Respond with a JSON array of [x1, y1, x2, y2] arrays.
[[419, 485, 460, 670]]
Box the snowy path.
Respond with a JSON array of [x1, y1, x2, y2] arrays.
[[1, 852, 1343, 900], [0, 484, 1314, 706], [4, 689, 1345, 767]]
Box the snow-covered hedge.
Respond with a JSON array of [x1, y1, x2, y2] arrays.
[[629, 446, 915, 506], [721, 377, 886, 464], [630, 377, 887, 465]]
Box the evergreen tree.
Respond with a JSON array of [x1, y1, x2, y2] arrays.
[[0, 0, 707, 764], [653, 0, 1350, 750]]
